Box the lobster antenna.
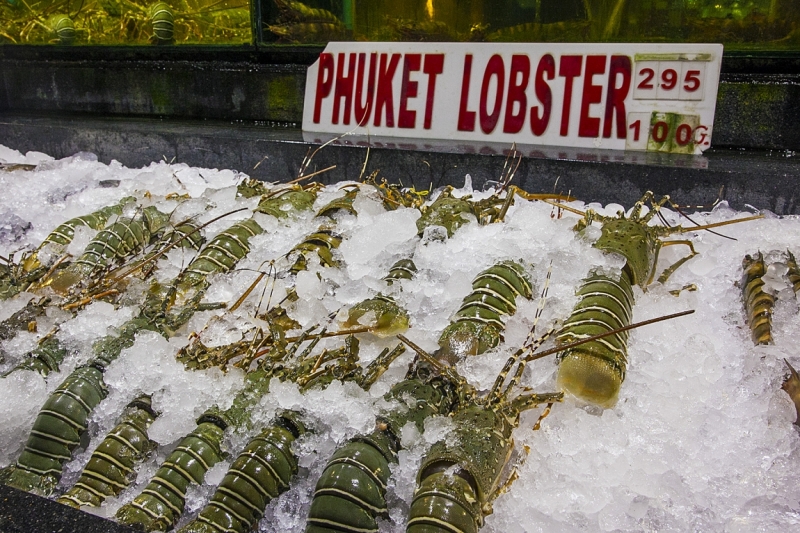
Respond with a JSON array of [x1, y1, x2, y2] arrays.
[[104, 207, 249, 285], [538, 198, 588, 217], [668, 197, 737, 241], [488, 265, 552, 401], [525, 308, 695, 363], [284, 327, 372, 343], [296, 126, 362, 181], [285, 165, 336, 185], [254, 262, 278, 316], [229, 262, 275, 313], [357, 131, 371, 182], [548, 177, 562, 219], [671, 214, 764, 234], [397, 333, 467, 388], [498, 143, 520, 194]]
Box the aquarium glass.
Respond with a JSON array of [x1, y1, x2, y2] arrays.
[[263, 0, 799, 51], [1, 0, 797, 50], [0, 0, 252, 45]]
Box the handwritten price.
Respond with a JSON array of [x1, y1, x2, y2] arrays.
[[626, 112, 708, 154]]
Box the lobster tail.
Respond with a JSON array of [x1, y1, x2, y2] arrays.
[[57, 395, 156, 508], [116, 421, 226, 531], [305, 378, 453, 533], [49, 209, 165, 294], [306, 431, 395, 533], [175, 218, 264, 293], [289, 229, 342, 275], [406, 403, 525, 533], [383, 258, 417, 284], [179, 416, 304, 533], [38, 197, 134, 250], [556, 270, 634, 407], [315, 188, 358, 218], [150, 2, 175, 44], [407, 468, 481, 533], [437, 260, 533, 365], [742, 252, 774, 346], [257, 188, 317, 219], [0, 366, 108, 496]]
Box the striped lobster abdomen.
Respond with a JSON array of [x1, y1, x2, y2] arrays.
[[305, 379, 454, 533], [288, 229, 342, 275], [150, 2, 175, 43], [742, 252, 774, 346], [39, 197, 135, 250], [556, 270, 635, 407], [383, 258, 417, 285], [178, 416, 304, 533], [305, 434, 395, 533], [176, 218, 264, 292], [57, 396, 157, 508], [115, 421, 226, 531], [0, 366, 108, 496], [437, 261, 533, 365], [48, 207, 169, 294]]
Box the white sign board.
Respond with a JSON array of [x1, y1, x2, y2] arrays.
[[302, 42, 722, 155]]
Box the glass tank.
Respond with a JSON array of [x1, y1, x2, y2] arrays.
[[263, 0, 799, 50], [0, 0, 797, 49], [0, 0, 252, 44]]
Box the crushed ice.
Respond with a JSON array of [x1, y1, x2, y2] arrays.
[[0, 145, 798, 532]]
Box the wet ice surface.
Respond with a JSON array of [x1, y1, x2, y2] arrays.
[[0, 144, 799, 532]]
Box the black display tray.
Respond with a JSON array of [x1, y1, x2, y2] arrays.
[[0, 485, 138, 533]]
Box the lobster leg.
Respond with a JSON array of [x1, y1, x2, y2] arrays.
[[654, 240, 698, 285]]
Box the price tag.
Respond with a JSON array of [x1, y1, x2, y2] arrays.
[[627, 112, 709, 154], [634, 60, 707, 101], [304, 43, 722, 155]]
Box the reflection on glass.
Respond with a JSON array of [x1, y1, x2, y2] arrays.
[[0, 0, 252, 44], [263, 0, 350, 43]]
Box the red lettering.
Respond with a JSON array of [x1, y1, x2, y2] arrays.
[[531, 54, 555, 136], [374, 53, 401, 128], [458, 55, 476, 132], [503, 55, 530, 134], [333, 53, 356, 125], [422, 54, 444, 129], [602, 55, 632, 139], [313, 53, 335, 124], [399, 54, 421, 129], [480, 54, 505, 134], [355, 52, 377, 126], [558, 55, 583, 136], [578, 55, 606, 138]]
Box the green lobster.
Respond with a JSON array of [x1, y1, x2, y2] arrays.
[[547, 192, 762, 407], [305, 260, 534, 533]]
